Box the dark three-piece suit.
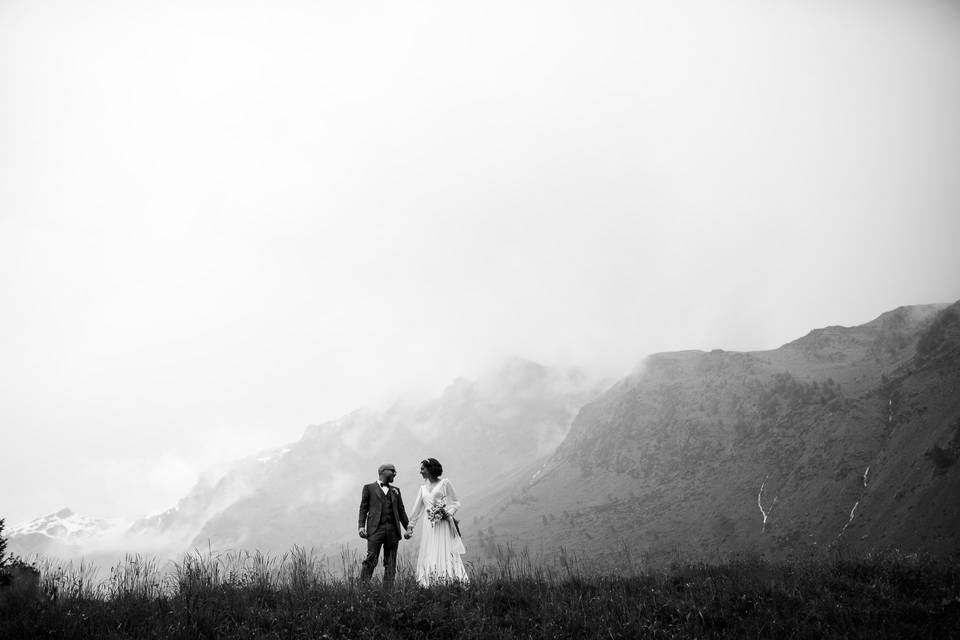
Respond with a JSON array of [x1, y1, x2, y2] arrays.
[[358, 482, 409, 586]]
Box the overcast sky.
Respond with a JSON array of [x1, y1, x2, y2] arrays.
[[2, 0, 959, 526]]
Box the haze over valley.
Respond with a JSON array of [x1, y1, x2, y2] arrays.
[[2, 0, 959, 571], [8, 301, 959, 567]]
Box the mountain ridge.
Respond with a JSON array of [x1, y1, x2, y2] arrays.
[[467, 301, 960, 563], [8, 302, 958, 566]]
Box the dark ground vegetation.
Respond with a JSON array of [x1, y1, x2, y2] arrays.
[[1, 543, 958, 639]]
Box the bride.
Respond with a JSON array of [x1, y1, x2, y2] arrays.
[[406, 457, 469, 586]]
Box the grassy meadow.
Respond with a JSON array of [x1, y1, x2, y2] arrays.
[[1, 545, 959, 639]]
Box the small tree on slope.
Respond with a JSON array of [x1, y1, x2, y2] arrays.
[[0, 518, 8, 570]]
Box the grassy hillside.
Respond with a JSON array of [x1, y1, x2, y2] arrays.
[[1, 549, 958, 639]]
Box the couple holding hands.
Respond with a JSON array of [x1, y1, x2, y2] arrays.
[[358, 457, 469, 588]]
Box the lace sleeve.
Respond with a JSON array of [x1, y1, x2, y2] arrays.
[[443, 478, 462, 516]]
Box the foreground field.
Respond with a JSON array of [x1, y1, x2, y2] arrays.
[[1, 548, 958, 639]]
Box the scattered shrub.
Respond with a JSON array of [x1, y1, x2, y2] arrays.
[[925, 444, 956, 471], [0, 518, 7, 571]]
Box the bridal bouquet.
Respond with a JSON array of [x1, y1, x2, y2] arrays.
[[426, 499, 449, 527]]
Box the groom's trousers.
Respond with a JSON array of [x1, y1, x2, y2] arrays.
[[360, 523, 400, 587]]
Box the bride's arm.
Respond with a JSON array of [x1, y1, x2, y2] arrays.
[[443, 478, 462, 516], [408, 487, 425, 529]]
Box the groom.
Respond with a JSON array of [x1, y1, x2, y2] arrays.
[[358, 463, 410, 589]]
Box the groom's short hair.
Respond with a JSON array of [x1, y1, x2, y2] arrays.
[[378, 463, 396, 474]]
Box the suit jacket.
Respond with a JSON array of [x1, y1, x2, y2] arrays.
[[358, 482, 409, 534]]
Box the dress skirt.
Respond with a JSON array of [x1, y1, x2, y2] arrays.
[[415, 516, 468, 586]]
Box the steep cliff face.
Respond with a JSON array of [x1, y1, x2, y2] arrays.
[[127, 446, 291, 552], [469, 302, 960, 562]]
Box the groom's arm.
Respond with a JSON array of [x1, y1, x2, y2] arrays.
[[396, 488, 409, 530], [358, 484, 370, 536]]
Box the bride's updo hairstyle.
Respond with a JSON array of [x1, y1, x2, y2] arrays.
[[421, 458, 443, 479]]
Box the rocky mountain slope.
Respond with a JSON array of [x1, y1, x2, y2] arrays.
[[468, 302, 960, 563], [10, 302, 958, 566], [126, 359, 606, 554]]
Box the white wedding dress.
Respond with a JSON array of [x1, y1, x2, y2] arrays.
[[408, 477, 469, 586]]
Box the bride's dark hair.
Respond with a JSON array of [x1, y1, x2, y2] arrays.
[[421, 458, 443, 479]]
